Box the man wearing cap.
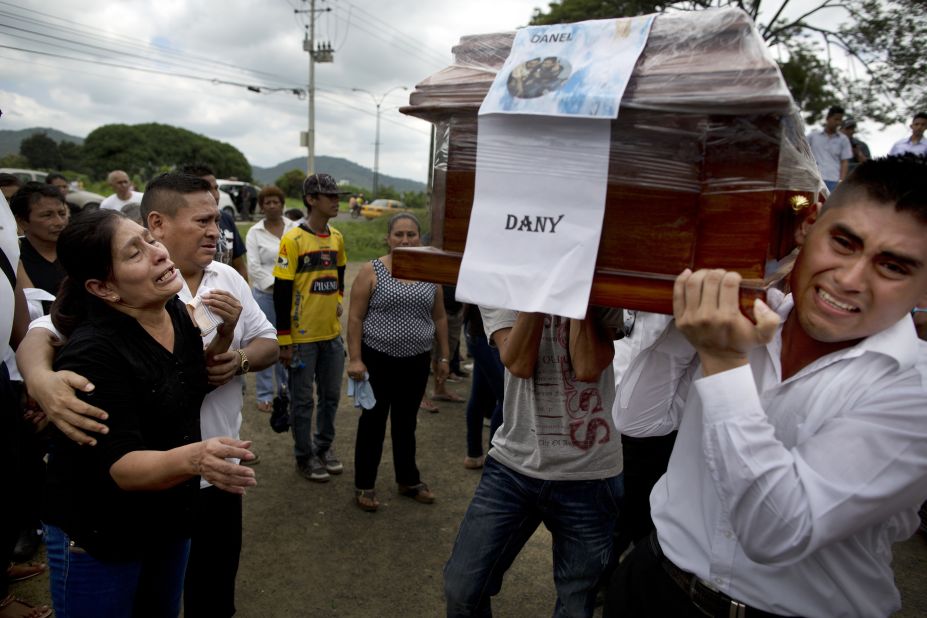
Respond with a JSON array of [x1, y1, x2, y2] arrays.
[[840, 117, 870, 175], [273, 173, 349, 483]]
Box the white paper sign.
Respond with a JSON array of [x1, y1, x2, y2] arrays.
[[455, 114, 612, 319], [480, 15, 655, 119], [457, 16, 655, 318]]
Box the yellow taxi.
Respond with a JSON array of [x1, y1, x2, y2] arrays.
[[360, 199, 409, 219]]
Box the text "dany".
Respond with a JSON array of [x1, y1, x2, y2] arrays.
[[505, 214, 565, 233]]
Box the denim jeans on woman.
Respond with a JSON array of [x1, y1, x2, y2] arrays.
[[444, 457, 623, 618], [289, 336, 344, 462], [45, 524, 189, 618], [251, 288, 287, 404]]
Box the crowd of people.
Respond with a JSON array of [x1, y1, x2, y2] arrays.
[[1, 129, 926, 618]]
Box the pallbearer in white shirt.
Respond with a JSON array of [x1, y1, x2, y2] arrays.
[[605, 154, 927, 618]]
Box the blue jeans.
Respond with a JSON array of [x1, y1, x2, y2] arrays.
[[464, 331, 504, 458], [444, 457, 623, 617], [289, 337, 344, 461], [46, 524, 189, 618], [252, 288, 287, 403]]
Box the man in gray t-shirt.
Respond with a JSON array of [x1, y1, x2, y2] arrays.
[[444, 307, 624, 618]]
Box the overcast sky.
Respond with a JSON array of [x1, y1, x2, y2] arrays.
[[0, 0, 910, 185]]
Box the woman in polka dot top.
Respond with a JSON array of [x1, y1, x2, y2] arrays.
[[346, 213, 450, 511]]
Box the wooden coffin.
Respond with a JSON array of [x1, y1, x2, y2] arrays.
[[393, 8, 821, 314]]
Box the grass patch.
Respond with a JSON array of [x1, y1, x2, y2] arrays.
[[240, 208, 430, 263]]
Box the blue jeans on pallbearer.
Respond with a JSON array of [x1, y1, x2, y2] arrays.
[[289, 336, 344, 461], [45, 524, 189, 618], [444, 457, 623, 618], [252, 288, 287, 403]]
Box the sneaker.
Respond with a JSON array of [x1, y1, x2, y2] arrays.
[[319, 447, 343, 474], [297, 457, 330, 483]]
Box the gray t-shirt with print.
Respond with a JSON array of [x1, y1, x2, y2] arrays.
[[481, 307, 623, 481]]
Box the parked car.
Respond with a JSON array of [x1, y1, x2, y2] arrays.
[[0, 167, 105, 214], [217, 179, 260, 220], [360, 198, 408, 220]]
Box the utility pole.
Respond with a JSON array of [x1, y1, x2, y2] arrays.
[[352, 86, 407, 197], [296, 0, 332, 176]]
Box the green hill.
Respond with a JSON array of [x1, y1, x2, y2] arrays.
[[0, 127, 85, 156], [252, 155, 426, 193], [1, 127, 426, 192]]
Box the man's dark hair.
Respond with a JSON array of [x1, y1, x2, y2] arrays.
[[45, 172, 68, 185], [177, 163, 216, 178], [914, 112, 927, 122], [140, 173, 213, 223], [284, 208, 304, 221], [826, 105, 845, 118], [9, 181, 66, 220], [826, 154, 927, 224], [0, 173, 21, 189]]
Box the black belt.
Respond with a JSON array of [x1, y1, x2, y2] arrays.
[[649, 532, 797, 618]]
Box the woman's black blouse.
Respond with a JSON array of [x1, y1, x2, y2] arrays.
[[44, 296, 208, 562]]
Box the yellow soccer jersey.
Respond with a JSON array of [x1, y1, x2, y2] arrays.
[[273, 224, 347, 345]]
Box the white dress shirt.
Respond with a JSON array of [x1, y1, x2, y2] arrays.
[[614, 289, 927, 618], [245, 217, 294, 292]]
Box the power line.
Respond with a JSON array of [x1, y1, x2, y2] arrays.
[[0, 43, 305, 96], [336, 1, 450, 67], [0, 45, 427, 136], [0, 1, 299, 86], [329, 3, 449, 70]]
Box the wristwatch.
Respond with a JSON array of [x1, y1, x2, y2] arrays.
[[235, 349, 250, 375]]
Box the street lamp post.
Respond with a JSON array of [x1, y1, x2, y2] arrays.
[[352, 86, 407, 197]]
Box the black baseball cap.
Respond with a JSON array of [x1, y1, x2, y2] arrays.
[[303, 173, 351, 196]]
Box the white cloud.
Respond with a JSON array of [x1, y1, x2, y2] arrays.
[[2, 0, 912, 187], [1, 0, 543, 183]]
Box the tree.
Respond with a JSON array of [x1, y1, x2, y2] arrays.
[[81, 123, 252, 181], [275, 169, 307, 199], [20, 132, 61, 169], [58, 141, 85, 173], [401, 190, 428, 210], [530, 0, 927, 124], [0, 153, 29, 168], [375, 185, 401, 200]]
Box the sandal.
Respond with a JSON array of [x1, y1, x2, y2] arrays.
[[432, 392, 465, 403], [0, 594, 52, 618], [256, 401, 272, 413], [6, 562, 46, 583], [398, 482, 435, 504], [463, 455, 485, 470], [419, 398, 440, 413], [355, 489, 380, 512]]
